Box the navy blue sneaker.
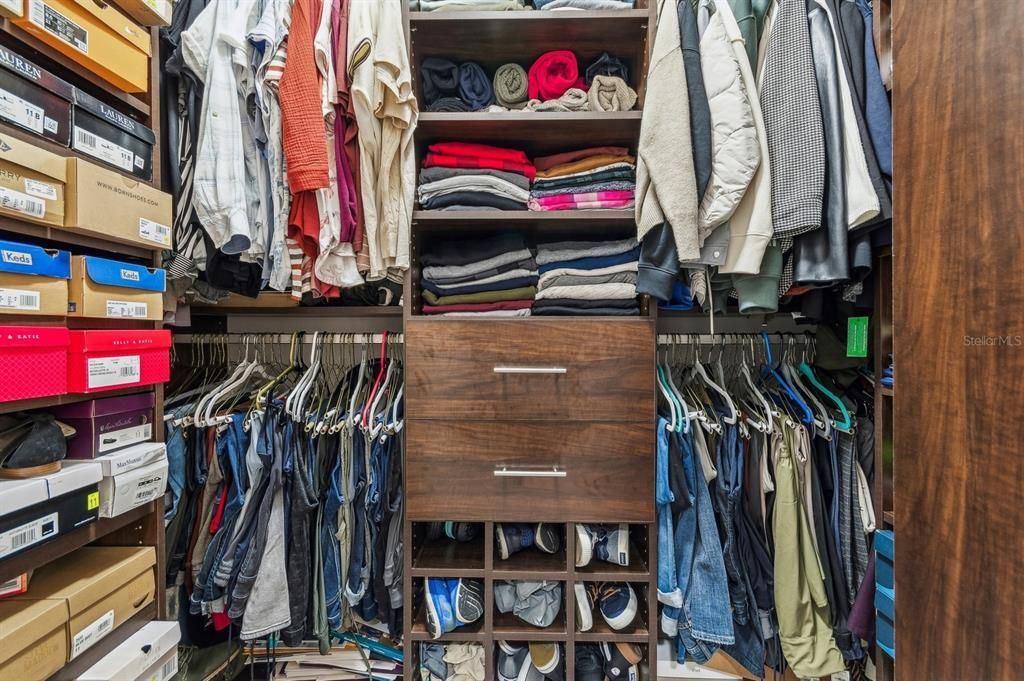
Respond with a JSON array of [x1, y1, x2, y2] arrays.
[[448, 578, 484, 625], [425, 577, 456, 639], [601, 642, 642, 680], [534, 523, 561, 554], [592, 582, 637, 631], [496, 523, 535, 560]]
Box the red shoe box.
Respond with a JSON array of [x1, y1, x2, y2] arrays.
[[67, 330, 171, 394], [0, 326, 69, 402]]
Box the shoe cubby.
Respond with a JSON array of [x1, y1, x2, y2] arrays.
[[573, 523, 652, 581], [575, 642, 652, 681], [417, 641, 486, 680], [494, 641, 567, 681], [493, 522, 568, 578], [493, 579, 568, 640], [411, 521, 487, 576], [573, 581, 650, 642], [410, 576, 488, 642]]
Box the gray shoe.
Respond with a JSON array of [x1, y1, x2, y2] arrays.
[[449, 578, 484, 625], [497, 642, 535, 681], [534, 523, 561, 554], [594, 524, 630, 566]]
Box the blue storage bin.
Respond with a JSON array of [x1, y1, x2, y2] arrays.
[[875, 583, 895, 658], [875, 530, 894, 591]]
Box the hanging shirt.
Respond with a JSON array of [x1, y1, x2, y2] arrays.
[[348, 0, 417, 281]]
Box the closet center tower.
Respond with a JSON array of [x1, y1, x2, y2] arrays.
[[400, 4, 658, 679]]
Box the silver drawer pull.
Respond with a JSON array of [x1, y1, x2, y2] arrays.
[[493, 366, 567, 374], [494, 466, 567, 478]]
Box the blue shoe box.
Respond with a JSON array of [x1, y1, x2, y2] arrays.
[[875, 529, 894, 591]]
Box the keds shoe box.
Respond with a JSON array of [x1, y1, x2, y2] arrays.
[[68, 255, 165, 321], [0, 239, 70, 316]]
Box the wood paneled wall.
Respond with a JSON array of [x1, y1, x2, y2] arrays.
[[893, 2, 1024, 679]]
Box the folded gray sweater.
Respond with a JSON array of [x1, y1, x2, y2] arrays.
[[535, 237, 640, 265]]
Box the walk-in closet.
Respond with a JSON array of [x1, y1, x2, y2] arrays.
[[0, 0, 1018, 679]]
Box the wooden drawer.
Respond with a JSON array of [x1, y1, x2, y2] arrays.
[[405, 420, 654, 522], [405, 319, 655, 421]]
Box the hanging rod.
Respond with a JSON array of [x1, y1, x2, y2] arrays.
[[173, 332, 404, 344], [656, 332, 814, 344]]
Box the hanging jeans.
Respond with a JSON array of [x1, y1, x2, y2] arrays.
[[345, 431, 371, 611], [164, 407, 189, 523], [656, 418, 682, 607], [321, 454, 345, 630], [714, 422, 766, 676], [283, 420, 319, 646], [669, 428, 734, 664]]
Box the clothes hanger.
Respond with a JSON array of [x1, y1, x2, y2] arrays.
[[361, 332, 390, 430], [689, 334, 738, 425], [797, 334, 853, 431], [780, 335, 830, 437], [347, 338, 370, 428], [664, 338, 695, 433], [656, 363, 679, 431], [195, 335, 261, 427], [737, 335, 773, 435], [759, 331, 814, 425]]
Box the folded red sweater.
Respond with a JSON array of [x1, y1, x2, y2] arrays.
[[528, 50, 585, 101], [423, 153, 537, 181], [427, 142, 530, 164]]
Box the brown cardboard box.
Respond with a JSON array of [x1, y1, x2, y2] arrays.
[[0, 270, 67, 314], [12, 0, 151, 93], [68, 255, 164, 321], [0, 131, 66, 226], [108, 0, 169, 26], [9, 546, 155, 661], [65, 158, 172, 250], [0, 597, 68, 680]]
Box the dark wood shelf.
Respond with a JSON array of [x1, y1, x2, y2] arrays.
[[492, 549, 568, 581], [190, 293, 403, 317], [0, 386, 156, 417], [46, 603, 157, 681], [0, 20, 151, 118], [409, 604, 488, 642], [416, 111, 641, 156], [411, 538, 486, 577], [0, 501, 158, 583], [880, 386, 894, 397], [493, 608, 567, 641], [414, 209, 634, 224], [0, 214, 159, 260], [884, 510, 895, 528]]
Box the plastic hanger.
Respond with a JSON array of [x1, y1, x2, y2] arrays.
[[690, 335, 738, 425], [798, 339, 853, 431], [759, 331, 814, 425]]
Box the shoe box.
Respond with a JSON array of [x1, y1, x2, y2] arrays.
[[0, 462, 101, 562], [71, 87, 156, 180], [66, 442, 168, 518], [68, 255, 166, 321], [50, 392, 155, 459], [78, 620, 180, 681], [6, 545, 156, 661], [11, 0, 151, 93], [65, 157, 172, 250], [0, 239, 70, 316], [67, 329, 171, 394], [0, 325, 69, 401], [0, 130, 66, 226], [0, 42, 73, 146], [0, 595, 67, 679]]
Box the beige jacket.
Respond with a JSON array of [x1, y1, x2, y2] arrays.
[[636, 0, 700, 262], [715, 0, 774, 275]]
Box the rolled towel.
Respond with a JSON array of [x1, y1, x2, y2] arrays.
[[528, 50, 584, 101], [426, 96, 471, 112], [524, 88, 590, 112], [421, 57, 459, 104], [458, 61, 495, 110], [493, 63, 529, 107], [584, 52, 629, 85], [588, 75, 637, 112]]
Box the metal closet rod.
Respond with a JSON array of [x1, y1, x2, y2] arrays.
[[656, 332, 815, 344], [173, 332, 404, 344]]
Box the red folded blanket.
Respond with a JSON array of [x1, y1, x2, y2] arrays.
[[423, 153, 537, 181], [427, 142, 530, 164], [528, 50, 585, 101], [422, 300, 535, 314]]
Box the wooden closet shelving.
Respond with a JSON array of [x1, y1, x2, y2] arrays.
[[0, 17, 168, 681]]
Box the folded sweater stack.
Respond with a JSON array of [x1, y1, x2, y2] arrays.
[[534, 237, 640, 315], [528, 146, 637, 211], [420, 233, 538, 316], [419, 142, 536, 211]]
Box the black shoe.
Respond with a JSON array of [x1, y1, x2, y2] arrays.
[[445, 522, 480, 542], [448, 578, 484, 625], [0, 414, 71, 478], [601, 642, 642, 681], [575, 644, 604, 681], [496, 523, 534, 560], [534, 523, 561, 554]]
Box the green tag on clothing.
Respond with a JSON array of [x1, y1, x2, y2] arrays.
[[847, 317, 869, 357]]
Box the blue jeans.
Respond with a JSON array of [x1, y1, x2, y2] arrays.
[[656, 418, 682, 607], [672, 428, 734, 663], [856, 0, 892, 177], [164, 406, 188, 523], [345, 432, 369, 609], [321, 455, 344, 629]]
